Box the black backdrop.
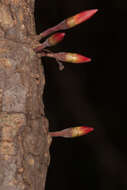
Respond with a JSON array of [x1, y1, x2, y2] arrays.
[[35, 1, 127, 190]]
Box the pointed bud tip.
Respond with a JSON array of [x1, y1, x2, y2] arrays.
[[88, 9, 98, 14], [52, 32, 66, 39], [77, 54, 91, 63], [66, 9, 98, 28], [81, 9, 98, 16], [72, 126, 94, 137], [75, 9, 98, 24], [53, 32, 66, 38], [81, 126, 94, 134], [60, 32, 66, 37], [48, 32, 66, 46]]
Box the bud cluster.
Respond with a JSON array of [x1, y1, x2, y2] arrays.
[[34, 9, 98, 70], [36, 9, 98, 140]]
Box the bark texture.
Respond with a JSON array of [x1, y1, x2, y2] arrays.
[[0, 1, 51, 190]]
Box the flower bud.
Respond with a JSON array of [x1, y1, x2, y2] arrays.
[[66, 9, 98, 28], [71, 126, 94, 137], [65, 53, 91, 63], [48, 32, 65, 46], [34, 32, 65, 52], [46, 52, 91, 63], [49, 126, 94, 138]]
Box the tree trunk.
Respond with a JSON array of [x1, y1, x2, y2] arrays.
[[0, 1, 51, 190]]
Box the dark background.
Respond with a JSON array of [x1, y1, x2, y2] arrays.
[[35, 1, 127, 190]]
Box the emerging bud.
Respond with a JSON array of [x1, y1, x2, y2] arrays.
[[34, 32, 65, 53], [65, 53, 91, 63], [45, 52, 91, 63], [48, 32, 65, 46], [71, 126, 94, 137], [38, 9, 98, 39], [66, 9, 98, 28], [49, 126, 94, 138]]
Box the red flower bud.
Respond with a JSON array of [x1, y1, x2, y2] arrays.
[[71, 126, 94, 137], [65, 53, 91, 63], [66, 9, 98, 28], [49, 126, 94, 138], [34, 32, 65, 52], [46, 52, 91, 63], [48, 32, 65, 46]]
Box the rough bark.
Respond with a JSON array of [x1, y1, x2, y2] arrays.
[[0, 1, 51, 190]]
